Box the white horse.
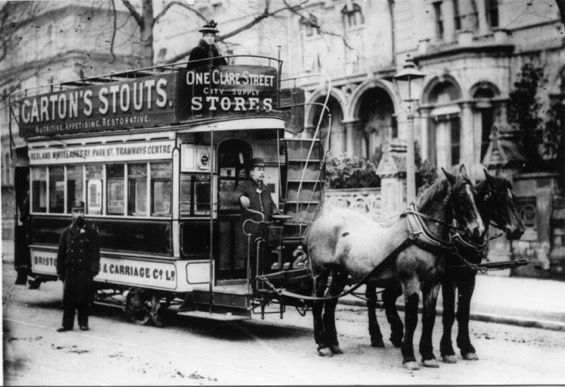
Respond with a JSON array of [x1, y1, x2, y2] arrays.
[[307, 166, 484, 370]]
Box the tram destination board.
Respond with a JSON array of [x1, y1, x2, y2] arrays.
[[18, 65, 278, 138]]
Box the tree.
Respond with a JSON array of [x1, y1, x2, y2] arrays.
[[117, 0, 356, 67], [0, 2, 52, 99], [507, 60, 563, 170]]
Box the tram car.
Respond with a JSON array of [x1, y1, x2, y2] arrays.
[[11, 55, 329, 326]]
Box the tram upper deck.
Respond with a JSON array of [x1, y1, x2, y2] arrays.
[[17, 55, 288, 141]]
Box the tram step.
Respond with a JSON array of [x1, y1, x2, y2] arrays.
[[177, 310, 251, 321], [284, 139, 322, 159], [287, 162, 323, 181], [286, 185, 322, 201]]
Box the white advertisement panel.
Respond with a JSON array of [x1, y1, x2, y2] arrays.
[[29, 140, 175, 165]]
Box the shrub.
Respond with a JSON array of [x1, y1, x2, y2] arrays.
[[325, 154, 380, 189]]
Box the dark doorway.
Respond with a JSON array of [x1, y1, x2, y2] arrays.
[[216, 139, 252, 280]]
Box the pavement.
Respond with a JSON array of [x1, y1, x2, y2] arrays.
[[3, 239, 565, 332]]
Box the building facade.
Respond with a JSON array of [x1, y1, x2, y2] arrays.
[[1, 0, 143, 241], [280, 0, 565, 278]]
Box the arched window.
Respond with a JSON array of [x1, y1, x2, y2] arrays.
[[473, 87, 496, 162], [427, 81, 462, 169], [341, 3, 364, 29]]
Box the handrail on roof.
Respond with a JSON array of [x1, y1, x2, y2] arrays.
[[9, 54, 284, 100]]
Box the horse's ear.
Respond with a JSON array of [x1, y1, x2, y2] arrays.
[[459, 164, 468, 178], [483, 169, 495, 182], [442, 167, 456, 185]]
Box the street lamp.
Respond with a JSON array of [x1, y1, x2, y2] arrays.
[[393, 56, 425, 204]]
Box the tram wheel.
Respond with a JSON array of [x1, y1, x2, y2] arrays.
[[124, 289, 153, 325]]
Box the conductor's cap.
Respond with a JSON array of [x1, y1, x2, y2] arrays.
[[71, 201, 85, 211]]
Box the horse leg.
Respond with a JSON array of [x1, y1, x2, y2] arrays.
[[366, 283, 385, 347], [401, 279, 420, 370], [419, 282, 440, 368], [456, 276, 479, 360], [383, 285, 403, 347], [313, 270, 332, 357], [323, 269, 349, 355], [440, 277, 458, 364]]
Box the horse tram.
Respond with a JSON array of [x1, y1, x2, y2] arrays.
[[11, 54, 329, 326]]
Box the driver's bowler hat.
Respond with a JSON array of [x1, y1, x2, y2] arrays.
[[249, 158, 265, 168]]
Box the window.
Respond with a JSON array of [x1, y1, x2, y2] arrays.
[[67, 165, 84, 213], [151, 162, 172, 216], [486, 0, 499, 28], [341, 3, 364, 29], [180, 174, 211, 216], [31, 167, 47, 213], [434, 2, 444, 40], [49, 167, 65, 213], [450, 118, 461, 166], [454, 0, 478, 31], [299, 14, 318, 37], [107, 164, 125, 215], [128, 164, 148, 216], [454, 0, 461, 30], [86, 165, 103, 215]]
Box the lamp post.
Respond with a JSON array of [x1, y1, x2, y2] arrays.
[[393, 56, 425, 204]]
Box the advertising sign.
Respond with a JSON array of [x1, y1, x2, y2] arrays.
[[18, 65, 279, 138], [179, 65, 278, 120], [19, 74, 178, 138], [29, 140, 175, 165]]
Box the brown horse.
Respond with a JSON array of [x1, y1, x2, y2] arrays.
[[440, 170, 525, 363], [307, 166, 484, 369], [363, 170, 526, 365]]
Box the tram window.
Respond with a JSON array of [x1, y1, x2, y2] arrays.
[[86, 165, 103, 215], [180, 173, 211, 216], [194, 175, 211, 215], [49, 167, 65, 213], [180, 174, 192, 216], [31, 167, 47, 213], [151, 162, 172, 216], [128, 163, 147, 216], [107, 164, 125, 215], [66, 165, 84, 213], [219, 179, 238, 211]]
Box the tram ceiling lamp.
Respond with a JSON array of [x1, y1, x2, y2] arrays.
[[393, 57, 425, 103]]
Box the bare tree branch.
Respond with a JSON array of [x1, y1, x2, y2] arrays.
[[122, 0, 142, 25], [218, 0, 308, 41], [109, 0, 117, 64], [282, 0, 354, 51], [153, 0, 208, 27]]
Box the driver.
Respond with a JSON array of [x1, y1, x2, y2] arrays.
[[234, 157, 279, 223]]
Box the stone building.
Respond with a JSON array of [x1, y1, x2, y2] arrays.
[[280, 0, 565, 278], [0, 1, 143, 241]]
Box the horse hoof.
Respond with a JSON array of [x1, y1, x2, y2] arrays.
[[423, 359, 440, 368], [403, 361, 420, 371], [463, 352, 479, 361], [330, 345, 342, 355], [371, 339, 385, 348], [442, 355, 457, 364], [318, 347, 333, 357]]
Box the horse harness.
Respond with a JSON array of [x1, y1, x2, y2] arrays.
[[261, 204, 465, 302]]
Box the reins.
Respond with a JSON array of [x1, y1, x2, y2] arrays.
[[259, 204, 459, 302]]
